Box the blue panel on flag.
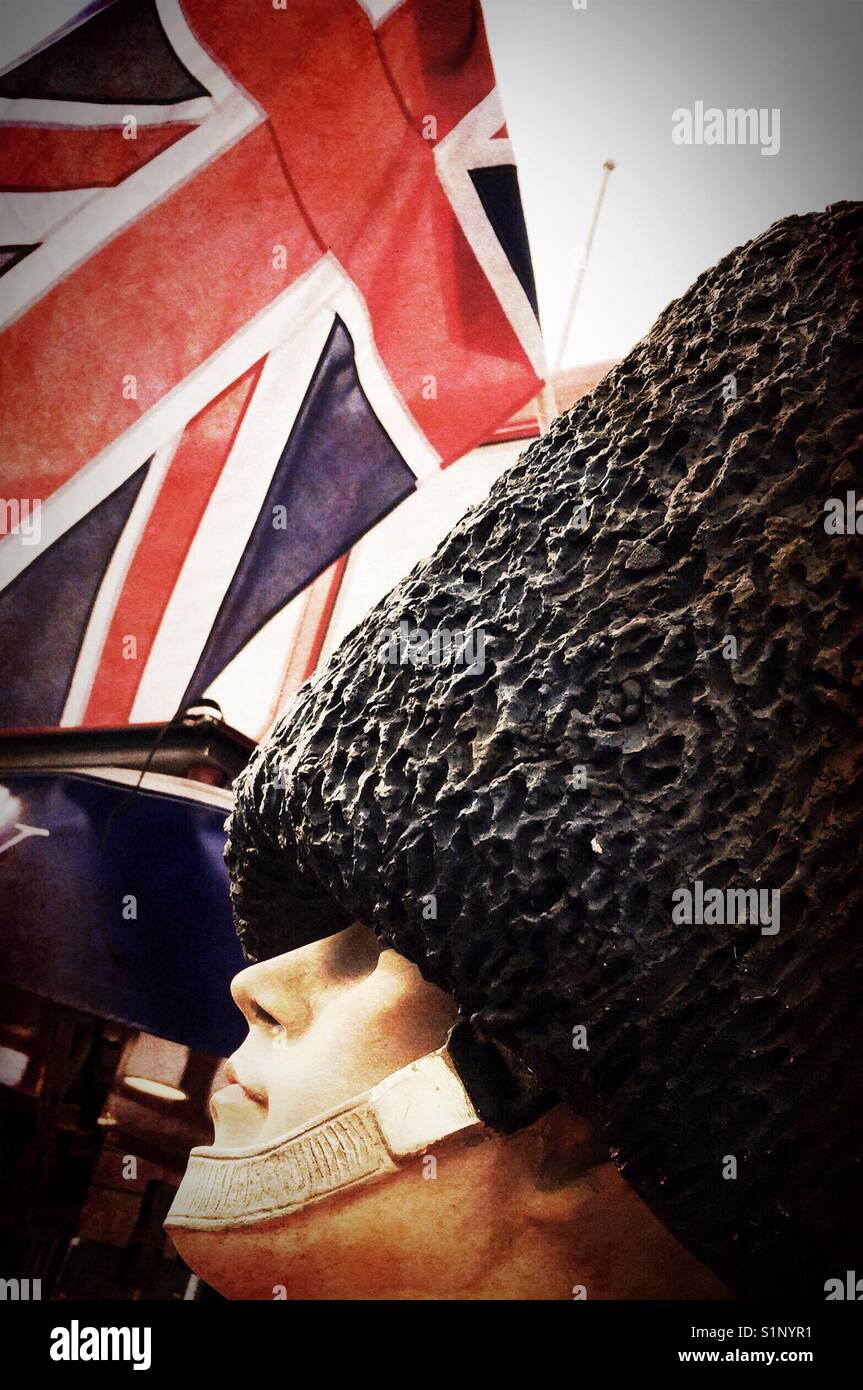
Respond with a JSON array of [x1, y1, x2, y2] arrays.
[[184, 315, 417, 703], [469, 165, 539, 318], [0, 465, 148, 729], [0, 0, 209, 104], [0, 245, 37, 278], [0, 771, 246, 1057]]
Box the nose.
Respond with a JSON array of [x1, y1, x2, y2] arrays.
[[225, 958, 299, 1109], [229, 959, 269, 1022]]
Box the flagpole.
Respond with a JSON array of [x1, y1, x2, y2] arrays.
[[534, 377, 559, 435], [554, 158, 616, 372]]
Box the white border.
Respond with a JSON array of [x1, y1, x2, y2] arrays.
[[0, 187, 99, 243], [434, 87, 546, 377], [355, 0, 408, 29], [0, 95, 215, 127]]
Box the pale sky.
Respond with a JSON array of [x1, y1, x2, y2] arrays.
[[483, 0, 863, 366], [3, 0, 862, 368]]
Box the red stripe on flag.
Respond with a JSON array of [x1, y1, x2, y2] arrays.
[[0, 123, 196, 192], [82, 362, 264, 725], [376, 0, 495, 142], [260, 554, 349, 738], [183, 0, 540, 466], [0, 121, 321, 504]]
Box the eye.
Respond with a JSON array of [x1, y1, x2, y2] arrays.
[[252, 1002, 285, 1034]]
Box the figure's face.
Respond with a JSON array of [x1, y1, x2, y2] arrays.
[[207, 922, 459, 1150], [170, 922, 503, 1299]]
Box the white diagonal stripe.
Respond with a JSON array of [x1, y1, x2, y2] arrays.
[[0, 254, 342, 593], [355, 0, 408, 28], [131, 259, 441, 721], [435, 88, 546, 377], [60, 435, 181, 726], [0, 0, 260, 331], [0, 96, 215, 127], [129, 314, 337, 721], [0, 91, 259, 330], [0, 188, 98, 243]]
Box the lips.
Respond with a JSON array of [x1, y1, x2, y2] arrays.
[[223, 1057, 266, 1106]]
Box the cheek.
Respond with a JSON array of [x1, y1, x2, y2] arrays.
[[357, 973, 459, 1070], [247, 988, 389, 1138], [309, 965, 458, 1084], [259, 973, 457, 1137]]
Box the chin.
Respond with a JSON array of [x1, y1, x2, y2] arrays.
[[169, 1225, 287, 1300]]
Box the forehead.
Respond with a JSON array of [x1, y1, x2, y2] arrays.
[[239, 926, 395, 1010]]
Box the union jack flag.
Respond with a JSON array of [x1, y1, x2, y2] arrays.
[[0, 0, 545, 735]]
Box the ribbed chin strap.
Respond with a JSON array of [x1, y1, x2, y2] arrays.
[[165, 1048, 485, 1232]]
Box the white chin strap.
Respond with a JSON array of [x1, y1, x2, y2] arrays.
[[165, 1047, 485, 1233]]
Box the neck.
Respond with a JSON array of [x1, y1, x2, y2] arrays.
[[404, 1156, 731, 1301]]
